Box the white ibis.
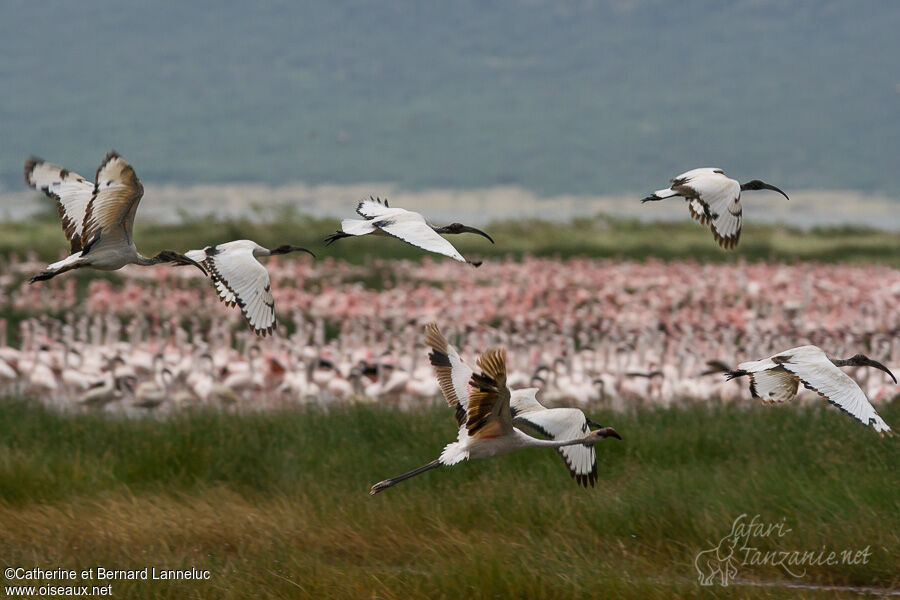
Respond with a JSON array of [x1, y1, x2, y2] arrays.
[[726, 345, 895, 434], [369, 325, 620, 494], [24, 152, 206, 282], [641, 168, 789, 249], [185, 240, 314, 337], [325, 197, 493, 266]]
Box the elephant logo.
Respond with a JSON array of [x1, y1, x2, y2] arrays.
[[694, 521, 742, 586]]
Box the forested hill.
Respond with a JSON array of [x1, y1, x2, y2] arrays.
[[1, 0, 897, 196]]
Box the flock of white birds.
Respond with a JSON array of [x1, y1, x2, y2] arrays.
[[17, 151, 896, 492]]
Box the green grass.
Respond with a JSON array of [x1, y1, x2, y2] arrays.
[[2, 213, 900, 267], [0, 399, 897, 599]]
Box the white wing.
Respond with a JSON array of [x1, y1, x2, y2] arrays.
[[673, 171, 741, 249], [775, 349, 891, 433], [513, 406, 598, 487], [373, 211, 467, 262], [24, 157, 94, 252], [508, 387, 544, 415], [192, 242, 276, 336], [80, 152, 145, 248], [747, 368, 799, 404], [704, 181, 742, 249], [356, 196, 393, 218], [340, 218, 377, 236], [670, 167, 724, 186], [425, 323, 473, 427]]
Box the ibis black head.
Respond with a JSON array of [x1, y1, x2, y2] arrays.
[[270, 244, 316, 257], [834, 353, 897, 384], [740, 180, 790, 201], [433, 223, 495, 243], [586, 419, 621, 440]]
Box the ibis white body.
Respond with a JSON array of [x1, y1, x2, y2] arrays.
[[731, 345, 893, 434], [642, 168, 788, 249], [185, 239, 313, 337], [327, 197, 493, 266]]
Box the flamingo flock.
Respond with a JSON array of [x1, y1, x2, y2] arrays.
[[1, 253, 897, 418]]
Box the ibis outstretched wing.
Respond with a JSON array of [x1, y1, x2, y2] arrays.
[[24, 157, 94, 253], [190, 243, 276, 336], [514, 405, 598, 487]]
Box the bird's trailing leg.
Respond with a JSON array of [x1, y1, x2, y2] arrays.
[[369, 459, 441, 495], [29, 263, 79, 284]]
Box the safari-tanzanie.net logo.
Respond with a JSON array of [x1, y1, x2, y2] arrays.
[[694, 514, 872, 586]]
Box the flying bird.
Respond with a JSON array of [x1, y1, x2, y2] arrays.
[[325, 197, 493, 266], [726, 345, 895, 435], [641, 168, 789, 249], [24, 152, 206, 282], [185, 240, 314, 336], [369, 325, 620, 494]]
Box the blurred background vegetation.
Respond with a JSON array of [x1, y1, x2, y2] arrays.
[[3, 212, 899, 266]]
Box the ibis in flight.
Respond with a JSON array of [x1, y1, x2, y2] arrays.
[[369, 324, 620, 494], [726, 345, 895, 435], [185, 240, 314, 336], [325, 197, 494, 266], [641, 168, 789, 249], [24, 152, 206, 282]]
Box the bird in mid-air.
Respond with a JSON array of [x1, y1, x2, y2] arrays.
[[325, 197, 494, 266], [24, 152, 206, 282], [641, 168, 789, 249], [185, 240, 314, 336], [369, 324, 620, 494], [726, 345, 895, 435]]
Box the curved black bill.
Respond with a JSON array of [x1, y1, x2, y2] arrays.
[[461, 226, 495, 244], [762, 182, 790, 201], [600, 427, 622, 440], [866, 358, 898, 384], [173, 253, 208, 276]]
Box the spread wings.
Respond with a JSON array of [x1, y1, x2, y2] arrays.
[[374, 212, 467, 262], [466, 348, 513, 438], [778, 354, 891, 434], [188, 243, 276, 336], [81, 152, 145, 247], [746, 368, 799, 404], [514, 406, 598, 487], [24, 157, 94, 253], [425, 323, 473, 428], [24, 152, 145, 252]]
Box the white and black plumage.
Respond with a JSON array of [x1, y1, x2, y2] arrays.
[[24, 152, 206, 282], [185, 240, 314, 336], [726, 345, 896, 435], [369, 324, 620, 494], [325, 197, 494, 266], [641, 168, 789, 249]]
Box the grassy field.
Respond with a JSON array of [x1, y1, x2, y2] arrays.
[[0, 399, 897, 599], [2, 212, 900, 267]]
